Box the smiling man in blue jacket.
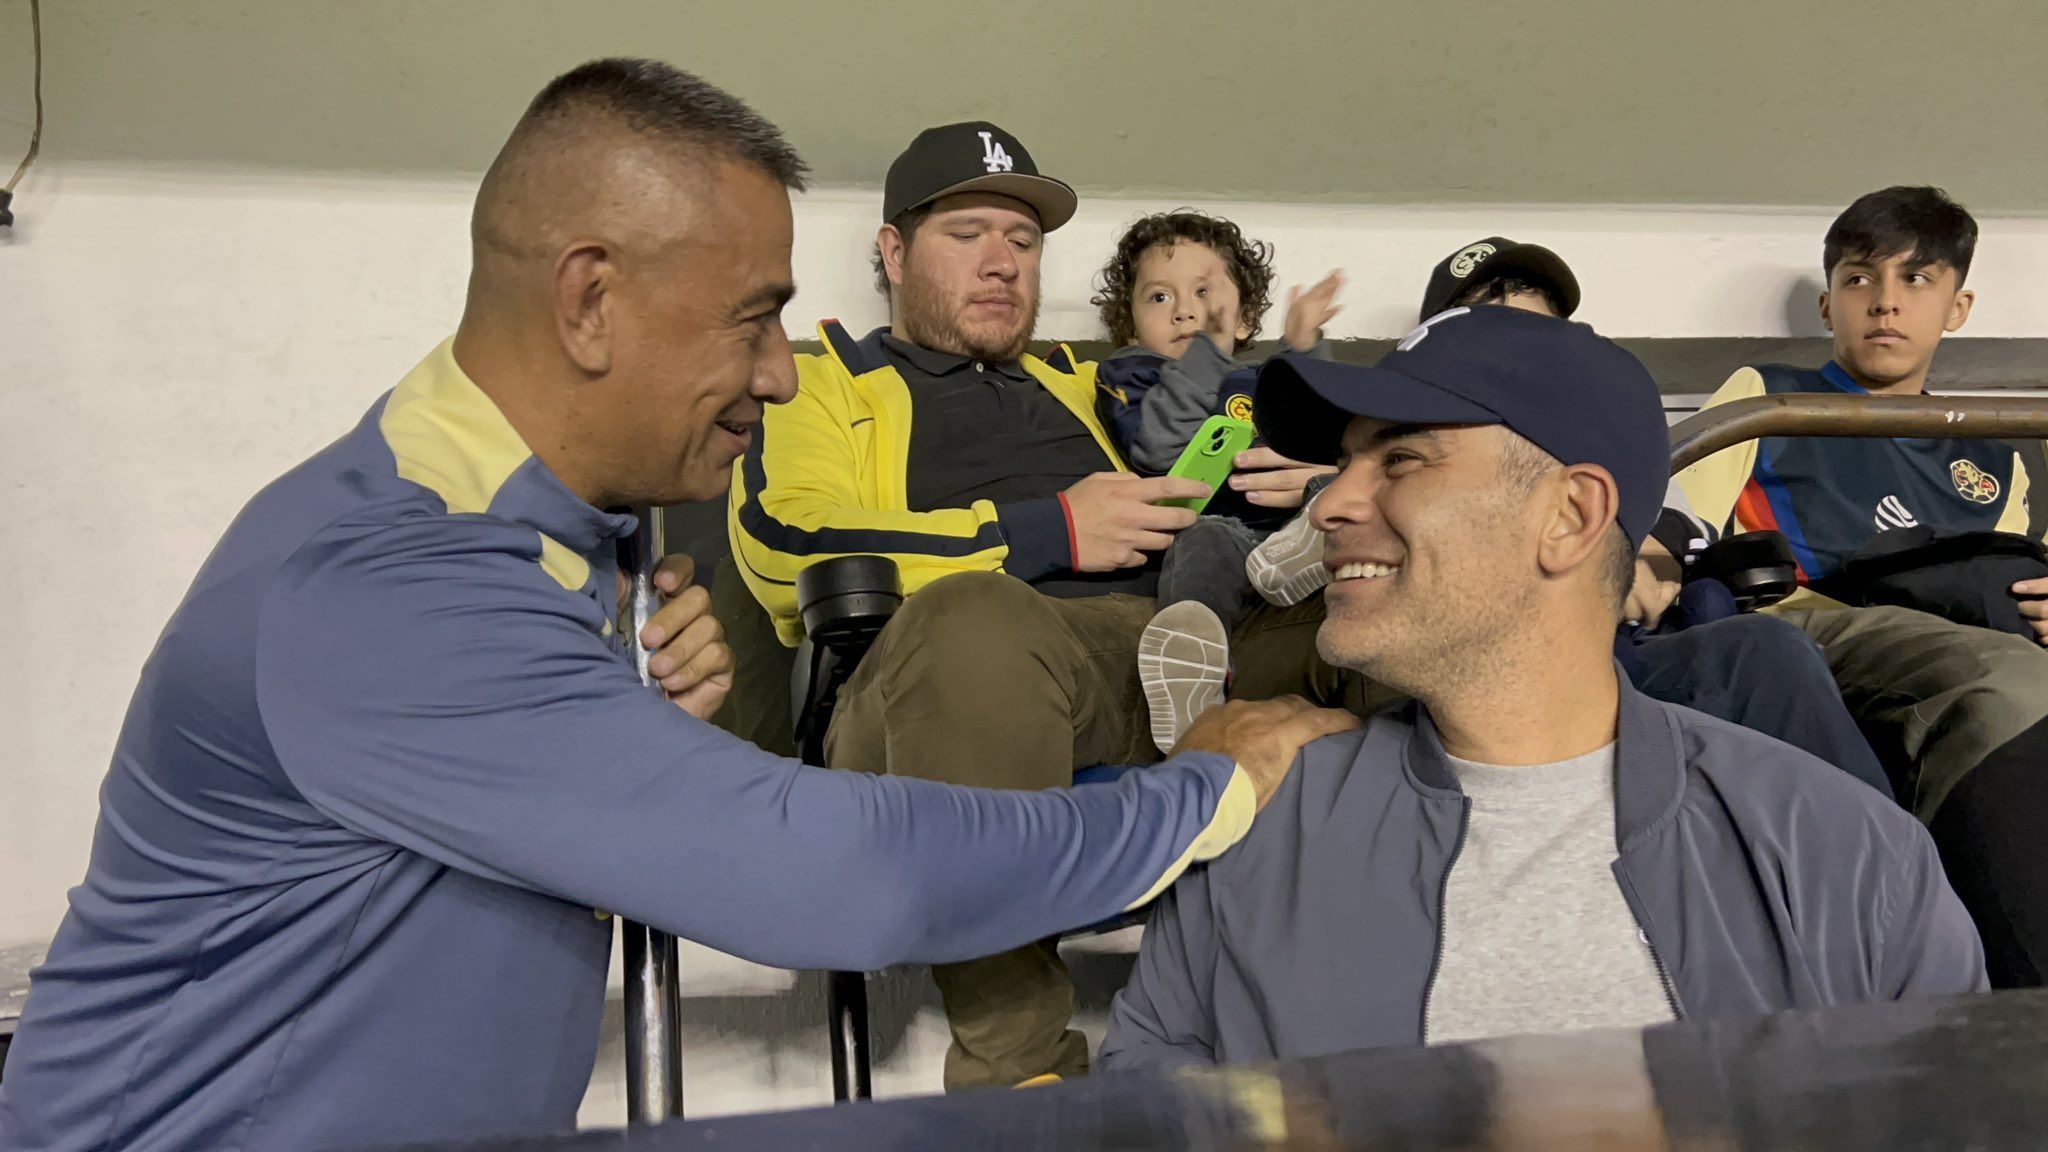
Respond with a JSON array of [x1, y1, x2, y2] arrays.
[[0, 60, 1354, 1152], [1099, 306, 1985, 1070]]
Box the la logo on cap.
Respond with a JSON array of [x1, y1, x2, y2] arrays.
[[978, 131, 1014, 174], [1449, 243, 1496, 279]]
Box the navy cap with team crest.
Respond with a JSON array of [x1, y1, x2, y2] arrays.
[[1255, 306, 1666, 545], [882, 121, 1078, 231], [1418, 237, 1582, 322]]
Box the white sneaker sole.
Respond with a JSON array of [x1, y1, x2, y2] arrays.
[[1247, 510, 1330, 606], [1138, 601, 1231, 755]]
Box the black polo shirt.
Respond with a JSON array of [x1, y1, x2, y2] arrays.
[[880, 334, 1160, 600]]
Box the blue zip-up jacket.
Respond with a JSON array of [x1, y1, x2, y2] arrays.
[[1099, 679, 1985, 1070], [0, 340, 1257, 1152]]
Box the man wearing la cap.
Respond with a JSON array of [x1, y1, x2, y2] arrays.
[[728, 123, 1349, 1089], [1100, 307, 1983, 1070], [732, 121, 1217, 639]]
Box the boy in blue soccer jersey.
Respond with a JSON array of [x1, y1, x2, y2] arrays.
[[1680, 186, 2043, 597], [1676, 186, 2048, 989]]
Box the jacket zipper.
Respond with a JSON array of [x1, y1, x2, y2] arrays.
[[1419, 796, 1471, 1044], [1635, 923, 1685, 1020]]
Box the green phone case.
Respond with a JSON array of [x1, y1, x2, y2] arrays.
[[1159, 416, 1257, 513]]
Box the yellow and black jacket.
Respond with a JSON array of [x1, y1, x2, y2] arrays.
[[730, 322, 1126, 645]]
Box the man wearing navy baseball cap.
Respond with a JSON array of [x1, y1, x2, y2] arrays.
[[1100, 306, 1984, 1070], [1401, 239, 1897, 799]]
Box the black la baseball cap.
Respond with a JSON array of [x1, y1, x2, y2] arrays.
[[1255, 306, 1666, 545], [1418, 237, 1582, 322], [882, 121, 1078, 232]]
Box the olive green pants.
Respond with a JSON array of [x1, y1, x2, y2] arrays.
[[1766, 593, 2048, 819]]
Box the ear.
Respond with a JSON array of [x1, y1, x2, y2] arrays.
[[1818, 290, 1834, 334], [1946, 288, 1976, 334], [1235, 318, 1256, 346], [553, 241, 614, 376], [877, 224, 909, 291], [1536, 464, 1622, 582]]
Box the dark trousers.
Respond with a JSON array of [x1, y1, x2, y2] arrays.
[[1929, 715, 2048, 987], [1764, 600, 2048, 987], [1157, 515, 1263, 631], [1628, 614, 1893, 799]]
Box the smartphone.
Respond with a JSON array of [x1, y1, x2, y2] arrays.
[[1159, 416, 1257, 513]]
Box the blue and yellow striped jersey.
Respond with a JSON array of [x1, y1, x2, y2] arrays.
[[1676, 362, 2039, 583]]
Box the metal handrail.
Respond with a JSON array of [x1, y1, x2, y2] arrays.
[[620, 510, 685, 1124], [1669, 393, 2048, 472]]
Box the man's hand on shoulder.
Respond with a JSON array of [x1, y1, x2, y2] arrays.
[[1173, 696, 1362, 810], [1062, 472, 1208, 572], [2013, 577, 2048, 646], [628, 555, 735, 720]]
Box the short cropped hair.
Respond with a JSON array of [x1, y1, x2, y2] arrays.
[[1452, 275, 1567, 318], [1497, 432, 1637, 611], [872, 203, 936, 298], [1091, 211, 1277, 349], [518, 58, 809, 191], [1823, 186, 1977, 286]]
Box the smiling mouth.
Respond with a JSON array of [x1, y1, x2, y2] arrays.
[[1331, 561, 1402, 581], [715, 419, 754, 441]]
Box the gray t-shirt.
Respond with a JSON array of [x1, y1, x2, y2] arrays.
[[1424, 744, 1678, 1046]]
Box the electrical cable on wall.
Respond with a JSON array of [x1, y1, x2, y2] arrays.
[[1, 0, 44, 227]]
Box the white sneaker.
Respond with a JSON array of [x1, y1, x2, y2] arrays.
[[1246, 502, 1330, 605], [1138, 601, 1231, 755]]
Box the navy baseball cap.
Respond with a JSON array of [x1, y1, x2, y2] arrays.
[[1255, 306, 1667, 544]]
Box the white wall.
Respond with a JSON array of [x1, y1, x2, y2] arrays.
[[6, 163, 2048, 1122], [800, 189, 2048, 343]]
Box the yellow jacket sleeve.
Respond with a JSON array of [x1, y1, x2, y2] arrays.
[[729, 354, 1044, 646]]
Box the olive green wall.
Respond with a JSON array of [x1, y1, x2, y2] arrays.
[[3, 0, 2046, 209]]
